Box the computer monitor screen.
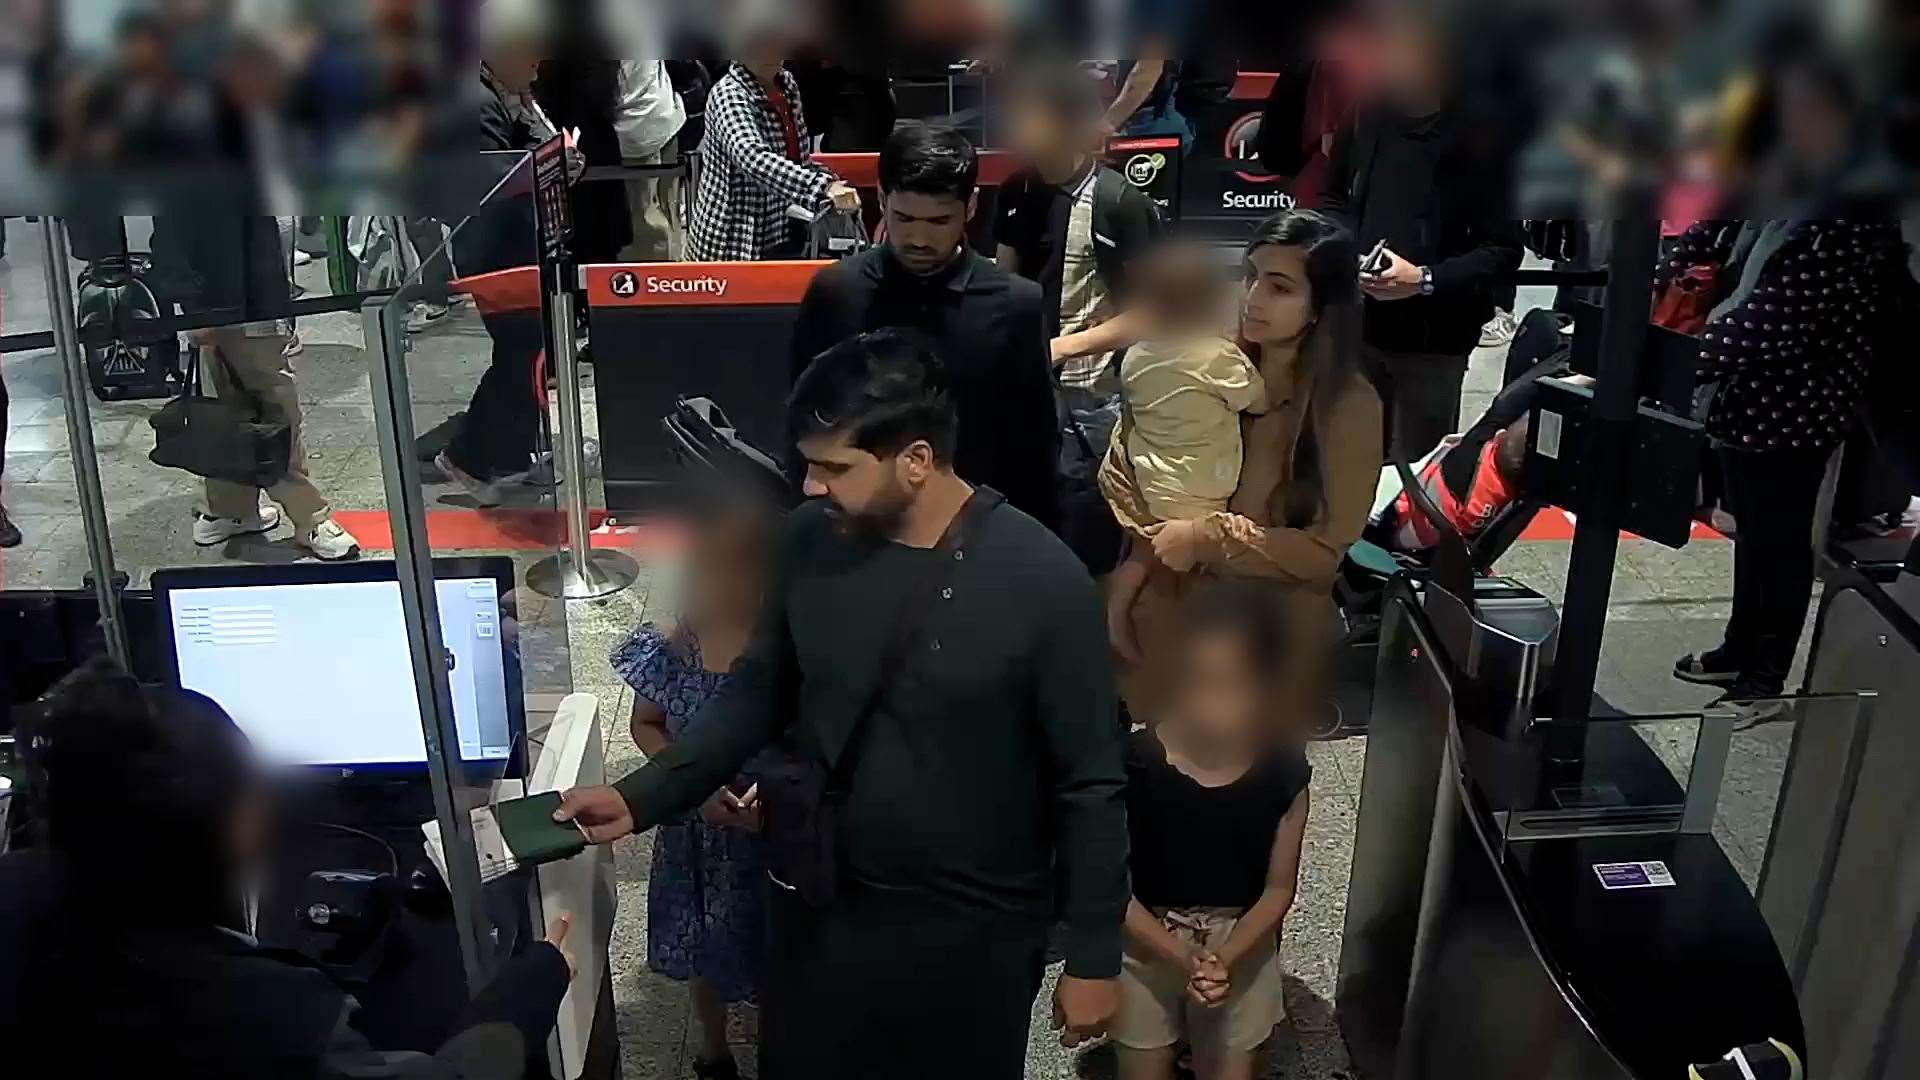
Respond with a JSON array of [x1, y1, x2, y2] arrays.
[[153, 562, 518, 769]]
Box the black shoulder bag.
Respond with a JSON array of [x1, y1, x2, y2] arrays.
[[759, 487, 1004, 907], [148, 344, 293, 489]]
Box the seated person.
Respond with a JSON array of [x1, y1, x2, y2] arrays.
[[1108, 240, 1270, 618], [0, 660, 575, 1078]]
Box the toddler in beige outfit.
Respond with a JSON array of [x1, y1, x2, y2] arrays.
[[1108, 241, 1270, 620]]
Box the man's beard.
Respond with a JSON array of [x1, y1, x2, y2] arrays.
[[826, 482, 915, 539]]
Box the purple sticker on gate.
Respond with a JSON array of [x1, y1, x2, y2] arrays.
[[1593, 861, 1676, 890]]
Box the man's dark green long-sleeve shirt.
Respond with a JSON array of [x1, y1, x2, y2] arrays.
[[615, 498, 1129, 977]]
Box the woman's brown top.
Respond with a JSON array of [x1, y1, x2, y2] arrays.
[[1101, 342, 1382, 588]]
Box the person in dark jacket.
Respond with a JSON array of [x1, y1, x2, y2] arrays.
[[555, 331, 1126, 1079], [434, 19, 565, 506], [788, 124, 1063, 530], [0, 660, 575, 1078], [1321, 4, 1522, 459], [536, 51, 634, 265]]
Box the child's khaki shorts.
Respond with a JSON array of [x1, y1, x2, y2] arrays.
[[1112, 907, 1286, 1057]]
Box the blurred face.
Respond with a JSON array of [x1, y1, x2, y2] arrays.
[[1240, 244, 1316, 346], [884, 190, 973, 274], [225, 782, 272, 878], [1374, 10, 1445, 107], [1778, 70, 1850, 171], [224, 48, 289, 108], [120, 29, 167, 77], [797, 428, 931, 534], [688, 504, 770, 614], [1006, 98, 1089, 175], [1174, 629, 1270, 745], [487, 45, 542, 92]]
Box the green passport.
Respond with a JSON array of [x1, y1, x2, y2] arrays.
[[494, 792, 589, 866]]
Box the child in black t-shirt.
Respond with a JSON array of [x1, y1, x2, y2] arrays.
[[1116, 586, 1312, 1079]]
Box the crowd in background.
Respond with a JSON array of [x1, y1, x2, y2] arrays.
[[3, 0, 1919, 1078]]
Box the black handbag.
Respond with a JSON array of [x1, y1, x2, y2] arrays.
[[148, 344, 293, 489], [758, 487, 1004, 907]]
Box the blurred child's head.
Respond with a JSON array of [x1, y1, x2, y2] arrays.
[[1169, 585, 1289, 746], [1133, 238, 1234, 339], [683, 495, 777, 618], [1495, 415, 1529, 486]]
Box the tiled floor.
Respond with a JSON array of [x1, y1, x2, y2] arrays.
[[0, 222, 1850, 1078]]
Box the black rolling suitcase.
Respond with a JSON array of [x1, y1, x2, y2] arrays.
[[78, 252, 184, 402]]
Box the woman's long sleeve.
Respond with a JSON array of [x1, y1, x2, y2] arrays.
[[1197, 379, 1382, 584]]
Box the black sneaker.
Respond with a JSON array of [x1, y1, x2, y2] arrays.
[[690, 1057, 740, 1080], [0, 505, 21, 549], [1674, 652, 1740, 687]]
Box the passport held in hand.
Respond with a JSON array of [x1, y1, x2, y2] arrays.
[[494, 792, 589, 866]]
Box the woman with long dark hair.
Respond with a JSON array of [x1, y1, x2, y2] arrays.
[[1102, 209, 1381, 718], [0, 660, 574, 1077]]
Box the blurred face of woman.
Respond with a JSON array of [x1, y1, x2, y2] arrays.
[[1241, 244, 1316, 348], [1778, 70, 1850, 172]]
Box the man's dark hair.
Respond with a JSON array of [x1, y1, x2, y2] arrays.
[[789, 329, 958, 463], [878, 123, 979, 201], [18, 658, 257, 923]]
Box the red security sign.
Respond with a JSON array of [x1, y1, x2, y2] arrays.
[[582, 261, 830, 308]]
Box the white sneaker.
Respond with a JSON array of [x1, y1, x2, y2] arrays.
[[434, 450, 507, 507], [1706, 693, 1792, 732], [194, 505, 283, 546], [1479, 309, 1519, 348], [298, 518, 362, 562], [292, 249, 314, 267]]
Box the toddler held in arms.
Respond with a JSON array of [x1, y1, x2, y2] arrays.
[[1116, 587, 1311, 1079], [1108, 239, 1269, 654]]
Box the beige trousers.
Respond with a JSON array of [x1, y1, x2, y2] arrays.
[[200, 328, 331, 532], [621, 142, 685, 263]]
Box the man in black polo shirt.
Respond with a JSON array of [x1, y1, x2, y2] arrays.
[[558, 330, 1127, 1078], [995, 65, 1162, 456], [787, 123, 1061, 528]]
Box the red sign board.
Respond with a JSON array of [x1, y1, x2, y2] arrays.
[[581, 261, 829, 308]]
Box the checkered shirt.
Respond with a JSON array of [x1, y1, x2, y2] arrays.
[[688, 64, 834, 262]]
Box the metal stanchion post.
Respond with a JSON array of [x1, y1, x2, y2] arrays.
[[362, 296, 494, 989], [40, 218, 130, 668], [526, 282, 638, 599]]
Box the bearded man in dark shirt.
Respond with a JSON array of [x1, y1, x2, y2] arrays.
[[558, 329, 1127, 1078]]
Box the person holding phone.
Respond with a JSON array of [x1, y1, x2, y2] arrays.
[[1320, 5, 1522, 459], [614, 492, 779, 1080]]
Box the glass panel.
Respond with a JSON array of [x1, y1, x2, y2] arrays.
[[378, 147, 612, 1034], [0, 223, 92, 590], [1, 221, 116, 780], [1508, 693, 1875, 882]]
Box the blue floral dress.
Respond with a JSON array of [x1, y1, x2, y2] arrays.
[[612, 622, 766, 1003]]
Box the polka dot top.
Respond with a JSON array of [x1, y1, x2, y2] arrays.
[[1674, 219, 1905, 452]]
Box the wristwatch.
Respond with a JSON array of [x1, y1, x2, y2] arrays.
[[1418, 267, 1435, 296]]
